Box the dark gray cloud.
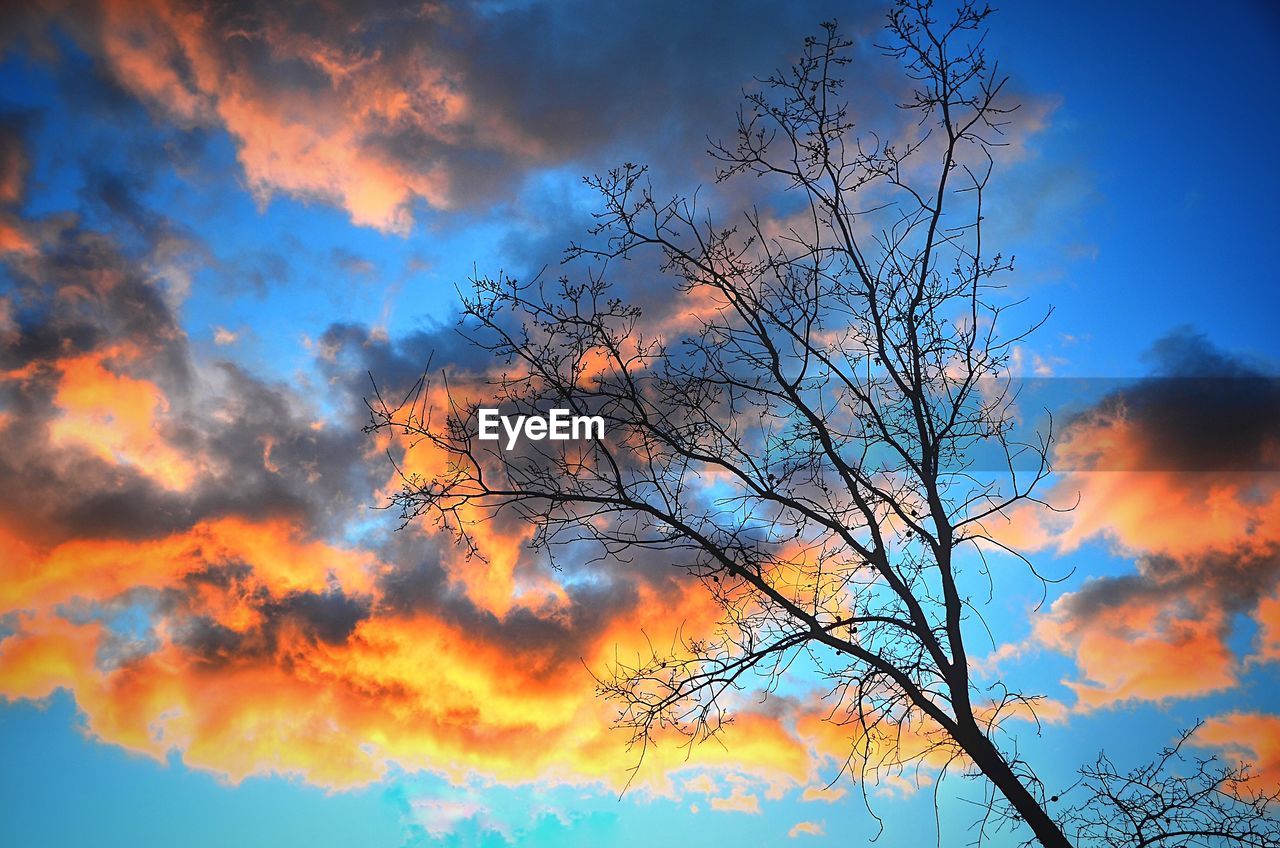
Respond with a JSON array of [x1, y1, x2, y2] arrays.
[[1066, 327, 1280, 472], [174, 586, 372, 664], [1056, 549, 1280, 625], [440, 0, 885, 189]]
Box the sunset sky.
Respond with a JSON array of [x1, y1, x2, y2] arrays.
[[1, 2, 1278, 846]]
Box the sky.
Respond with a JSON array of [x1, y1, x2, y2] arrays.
[[0, 1, 1278, 846]]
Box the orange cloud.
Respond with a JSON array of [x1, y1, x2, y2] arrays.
[[0, 493, 840, 796], [372, 374, 572, 618], [0, 215, 35, 255], [45, 347, 201, 490], [0, 494, 939, 797], [795, 702, 959, 796], [1034, 600, 1236, 708], [1195, 712, 1280, 793], [1255, 590, 1280, 663], [997, 362, 1280, 710], [66, 0, 544, 233], [800, 784, 847, 803], [0, 516, 379, 618], [709, 785, 761, 814]]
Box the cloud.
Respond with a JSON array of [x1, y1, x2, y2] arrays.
[[800, 785, 847, 803], [0, 0, 1080, 809], [409, 796, 492, 841], [789, 820, 825, 837], [1004, 330, 1280, 708], [0, 195, 893, 797], [45, 345, 202, 490], [708, 785, 762, 814], [0, 116, 30, 205], [1255, 589, 1280, 663], [1195, 712, 1280, 793], [12, 0, 881, 233], [212, 326, 239, 345], [0, 116, 36, 257]]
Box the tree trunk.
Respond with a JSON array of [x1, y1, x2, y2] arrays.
[[954, 721, 1073, 848]]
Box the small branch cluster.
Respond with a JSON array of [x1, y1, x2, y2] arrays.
[[1055, 724, 1280, 848]]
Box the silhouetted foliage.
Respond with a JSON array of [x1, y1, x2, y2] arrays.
[[1056, 723, 1279, 848]]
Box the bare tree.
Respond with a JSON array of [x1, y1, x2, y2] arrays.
[[371, 2, 1074, 844], [1057, 723, 1280, 848]]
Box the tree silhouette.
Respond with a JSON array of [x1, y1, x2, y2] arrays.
[[365, 3, 1261, 846], [1056, 723, 1279, 848]]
